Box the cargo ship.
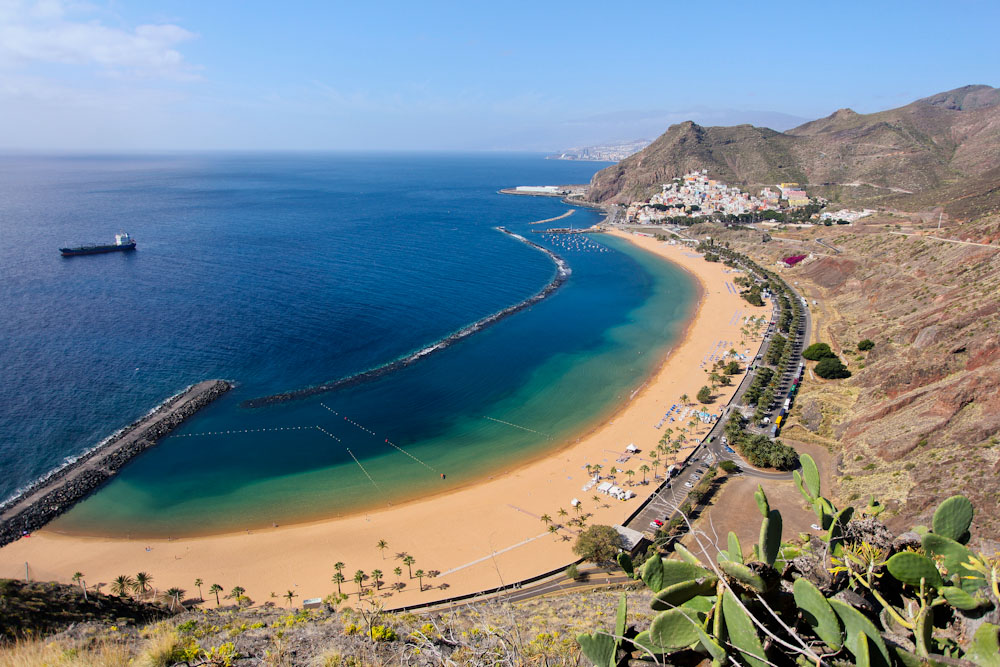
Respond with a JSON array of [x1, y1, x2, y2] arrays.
[[60, 232, 136, 257]]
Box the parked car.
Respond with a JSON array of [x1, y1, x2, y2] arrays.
[[650, 519, 664, 528], [684, 482, 693, 488]]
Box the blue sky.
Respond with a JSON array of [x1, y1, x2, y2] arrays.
[[0, 0, 997, 150]]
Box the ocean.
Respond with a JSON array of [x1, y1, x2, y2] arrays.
[[0, 153, 695, 537]]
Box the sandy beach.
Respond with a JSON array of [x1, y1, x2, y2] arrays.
[[0, 230, 767, 609]]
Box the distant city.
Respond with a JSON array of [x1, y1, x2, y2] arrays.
[[546, 139, 652, 162]]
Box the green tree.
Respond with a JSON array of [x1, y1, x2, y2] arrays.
[[402, 555, 415, 579], [371, 569, 383, 590], [803, 342, 836, 360], [857, 338, 875, 351], [639, 464, 650, 484], [815, 356, 851, 379], [415, 569, 426, 592], [572, 525, 624, 565], [376, 539, 389, 559], [353, 570, 366, 597], [134, 572, 153, 599], [540, 513, 552, 526], [393, 566, 402, 581], [719, 460, 739, 473], [161, 587, 185, 612], [229, 585, 246, 601], [111, 575, 134, 598], [697, 385, 712, 403], [208, 583, 223, 605], [194, 578, 203, 601], [71, 572, 87, 600], [284, 590, 296, 607], [332, 572, 345, 596], [679, 393, 689, 404]]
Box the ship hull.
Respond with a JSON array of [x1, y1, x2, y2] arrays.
[[60, 242, 136, 257]]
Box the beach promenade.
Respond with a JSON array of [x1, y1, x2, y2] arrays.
[[0, 232, 766, 609]]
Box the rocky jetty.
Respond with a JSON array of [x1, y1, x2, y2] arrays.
[[0, 380, 231, 547], [243, 228, 569, 408]]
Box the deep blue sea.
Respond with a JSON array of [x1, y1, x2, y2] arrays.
[[0, 153, 694, 537]]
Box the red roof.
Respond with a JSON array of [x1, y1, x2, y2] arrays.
[[782, 254, 807, 266]]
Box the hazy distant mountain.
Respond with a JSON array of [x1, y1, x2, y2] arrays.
[[588, 85, 1000, 217], [546, 139, 651, 162]]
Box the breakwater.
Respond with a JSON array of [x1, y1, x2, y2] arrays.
[[242, 228, 570, 408], [0, 380, 231, 547]]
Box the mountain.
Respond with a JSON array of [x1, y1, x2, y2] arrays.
[[587, 85, 1000, 217]]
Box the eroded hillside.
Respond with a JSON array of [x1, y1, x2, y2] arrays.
[[729, 215, 1000, 540]]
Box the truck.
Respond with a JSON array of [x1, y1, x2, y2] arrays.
[[775, 415, 783, 427], [667, 465, 680, 478]]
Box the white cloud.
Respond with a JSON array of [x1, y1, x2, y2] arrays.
[[0, 0, 199, 79]]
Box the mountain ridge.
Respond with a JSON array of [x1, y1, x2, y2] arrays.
[[587, 85, 1000, 217]]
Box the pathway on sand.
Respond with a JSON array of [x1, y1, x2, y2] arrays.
[[0, 232, 767, 611]]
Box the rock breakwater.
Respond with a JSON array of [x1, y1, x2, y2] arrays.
[[242, 227, 569, 408], [0, 380, 231, 547]]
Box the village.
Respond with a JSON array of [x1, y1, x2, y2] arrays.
[[623, 169, 871, 226]]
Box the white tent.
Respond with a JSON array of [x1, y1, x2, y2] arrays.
[[626, 443, 638, 453], [597, 482, 613, 493]]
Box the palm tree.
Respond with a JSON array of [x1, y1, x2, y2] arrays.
[[371, 569, 383, 590], [626, 469, 636, 486], [592, 464, 602, 478], [584, 464, 594, 477], [708, 371, 721, 390], [72, 572, 88, 601], [332, 572, 345, 596], [161, 587, 185, 612], [284, 590, 296, 607], [229, 585, 245, 602], [548, 525, 559, 539], [334, 561, 345, 576], [540, 513, 552, 526], [194, 578, 203, 601], [557, 507, 568, 518], [414, 569, 425, 592], [651, 454, 660, 479], [208, 583, 223, 605], [639, 464, 651, 484], [134, 572, 153, 599], [393, 566, 402, 582], [353, 570, 366, 598], [573, 502, 584, 516], [111, 575, 134, 598], [591, 494, 602, 505], [376, 539, 389, 559], [402, 555, 415, 579]]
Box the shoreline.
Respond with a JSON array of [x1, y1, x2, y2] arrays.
[[0, 232, 765, 610], [0, 380, 232, 548]]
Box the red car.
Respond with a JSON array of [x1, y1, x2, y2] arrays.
[[650, 519, 664, 528]]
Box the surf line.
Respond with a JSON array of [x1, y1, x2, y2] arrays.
[[242, 227, 571, 408]]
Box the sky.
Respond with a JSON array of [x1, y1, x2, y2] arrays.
[[0, 0, 998, 151]]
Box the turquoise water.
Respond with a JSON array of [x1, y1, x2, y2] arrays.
[[0, 154, 694, 537]]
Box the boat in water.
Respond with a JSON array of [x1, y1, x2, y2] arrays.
[[60, 232, 136, 257]]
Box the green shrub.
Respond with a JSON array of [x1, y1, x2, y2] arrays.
[[565, 563, 580, 581], [803, 342, 836, 360], [857, 339, 875, 351], [696, 386, 712, 403], [719, 460, 739, 473], [814, 356, 851, 379]]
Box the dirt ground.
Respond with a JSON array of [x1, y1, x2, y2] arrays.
[[679, 439, 837, 559]]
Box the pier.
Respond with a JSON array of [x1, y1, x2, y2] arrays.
[[0, 379, 231, 547]]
